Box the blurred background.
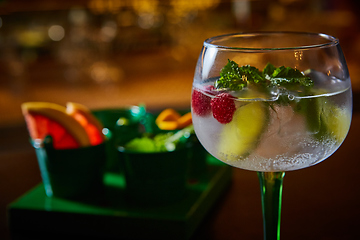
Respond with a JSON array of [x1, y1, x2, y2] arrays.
[[0, 0, 360, 127], [1, 0, 360, 239]]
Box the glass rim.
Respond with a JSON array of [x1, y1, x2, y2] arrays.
[[204, 31, 339, 51]]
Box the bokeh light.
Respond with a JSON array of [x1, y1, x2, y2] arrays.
[[48, 25, 65, 41]]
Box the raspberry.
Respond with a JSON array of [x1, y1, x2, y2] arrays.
[[210, 93, 236, 124], [191, 86, 214, 116]]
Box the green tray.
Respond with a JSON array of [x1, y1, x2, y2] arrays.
[[8, 156, 232, 240]]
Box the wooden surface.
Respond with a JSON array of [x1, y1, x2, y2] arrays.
[[1, 112, 360, 240]]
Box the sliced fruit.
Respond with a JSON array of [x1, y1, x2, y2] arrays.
[[177, 112, 192, 129], [218, 101, 268, 160], [21, 102, 91, 149], [157, 120, 179, 130], [324, 106, 350, 143], [155, 108, 180, 130], [155, 109, 193, 130], [156, 108, 181, 123], [295, 97, 322, 134], [299, 97, 351, 143], [66, 102, 105, 146], [318, 100, 351, 143]]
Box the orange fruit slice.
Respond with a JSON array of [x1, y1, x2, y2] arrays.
[[155, 108, 181, 130], [156, 120, 179, 130], [155, 108, 192, 130], [156, 108, 181, 123], [21, 102, 91, 149], [177, 112, 192, 129], [66, 102, 105, 146]]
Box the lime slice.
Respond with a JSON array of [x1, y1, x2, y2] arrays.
[[296, 97, 322, 134], [300, 97, 351, 143], [319, 102, 351, 143], [218, 101, 268, 160]]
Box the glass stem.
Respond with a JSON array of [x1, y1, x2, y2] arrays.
[[257, 171, 285, 240]]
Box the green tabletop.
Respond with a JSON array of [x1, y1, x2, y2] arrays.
[[8, 156, 232, 240]]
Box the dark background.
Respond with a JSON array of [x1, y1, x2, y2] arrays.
[[1, 0, 360, 239]]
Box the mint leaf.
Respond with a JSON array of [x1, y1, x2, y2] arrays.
[[263, 63, 276, 77], [241, 65, 266, 84], [216, 60, 269, 90], [215, 60, 313, 91], [215, 60, 248, 90], [269, 66, 313, 89]]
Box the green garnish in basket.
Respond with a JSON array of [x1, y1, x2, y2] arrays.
[[124, 125, 194, 153]]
